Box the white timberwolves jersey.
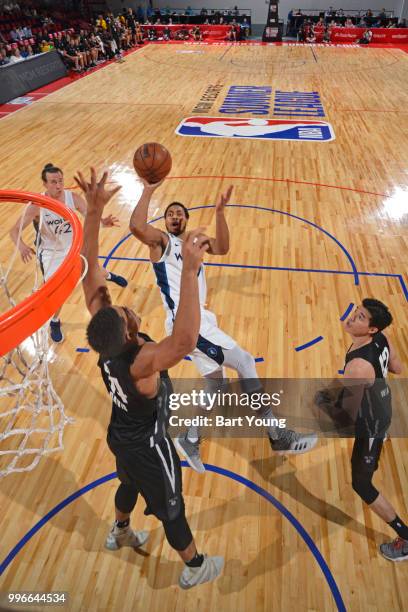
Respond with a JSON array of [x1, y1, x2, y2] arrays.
[[153, 232, 236, 358], [153, 233, 207, 319], [37, 190, 75, 254]]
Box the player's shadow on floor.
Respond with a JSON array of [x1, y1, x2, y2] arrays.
[[249, 454, 388, 543], [3, 453, 297, 592]]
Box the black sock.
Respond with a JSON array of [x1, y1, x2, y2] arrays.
[[388, 515, 408, 540], [115, 518, 130, 529], [186, 552, 204, 567]]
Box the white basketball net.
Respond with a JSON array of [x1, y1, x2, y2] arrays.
[[0, 202, 74, 478]]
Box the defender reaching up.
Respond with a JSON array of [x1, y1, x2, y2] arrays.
[[76, 168, 223, 590]]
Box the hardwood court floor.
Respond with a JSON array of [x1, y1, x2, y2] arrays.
[[0, 43, 407, 611]]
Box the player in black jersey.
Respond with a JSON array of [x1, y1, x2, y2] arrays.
[[75, 168, 224, 588], [317, 298, 407, 561]]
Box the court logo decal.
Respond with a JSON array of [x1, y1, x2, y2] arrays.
[[219, 85, 272, 116], [176, 117, 335, 142], [274, 91, 325, 117], [8, 96, 34, 105], [192, 82, 224, 114]]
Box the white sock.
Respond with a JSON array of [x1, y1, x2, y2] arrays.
[[106, 272, 112, 280], [51, 317, 60, 323], [187, 425, 199, 443]]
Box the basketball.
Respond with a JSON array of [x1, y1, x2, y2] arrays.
[[133, 143, 172, 184]]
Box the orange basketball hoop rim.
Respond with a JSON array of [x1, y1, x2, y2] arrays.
[[0, 190, 83, 357]]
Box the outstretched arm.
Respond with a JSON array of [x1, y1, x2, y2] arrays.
[[73, 191, 119, 228], [129, 179, 168, 256], [207, 185, 233, 255], [9, 204, 40, 263], [74, 168, 121, 316]]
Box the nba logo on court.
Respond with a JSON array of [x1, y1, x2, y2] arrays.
[[176, 117, 335, 142]]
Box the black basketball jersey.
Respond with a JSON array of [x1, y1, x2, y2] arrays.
[[98, 333, 172, 447], [343, 332, 392, 436]]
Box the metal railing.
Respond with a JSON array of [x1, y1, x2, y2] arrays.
[[152, 7, 252, 17]]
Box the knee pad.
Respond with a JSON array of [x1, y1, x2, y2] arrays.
[[351, 469, 379, 505], [114, 483, 138, 514], [163, 508, 193, 551]]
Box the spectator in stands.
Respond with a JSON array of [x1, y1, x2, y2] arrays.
[[9, 28, 21, 41], [9, 46, 23, 62], [241, 18, 250, 38], [227, 23, 239, 42], [359, 28, 373, 44], [175, 25, 189, 40], [398, 19, 407, 27], [336, 8, 344, 17], [61, 36, 83, 70], [87, 32, 102, 62], [297, 22, 305, 42], [146, 4, 154, 19], [96, 14, 107, 30], [163, 25, 172, 40], [322, 25, 331, 43], [375, 8, 387, 27], [20, 43, 34, 58], [135, 22, 143, 44], [39, 39, 53, 53], [137, 5, 144, 22], [387, 20, 397, 28], [22, 25, 32, 38], [0, 46, 10, 64], [325, 6, 335, 23], [3, 2, 20, 13], [305, 25, 316, 43], [147, 27, 157, 41], [191, 25, 202, 41], [314, 16, 325, 38]]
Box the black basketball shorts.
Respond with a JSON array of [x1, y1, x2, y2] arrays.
[[107, 435, 184, 522]]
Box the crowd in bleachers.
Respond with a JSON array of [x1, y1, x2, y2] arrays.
[[0, 4, 252, 69], [287, 7, 407, 42], [0, 0, 89, 67]]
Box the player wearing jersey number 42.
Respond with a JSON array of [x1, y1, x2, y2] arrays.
[[9, 163, 128, 343], [315, 299, 407, 561]]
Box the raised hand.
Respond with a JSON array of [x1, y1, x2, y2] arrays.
[[140, 176, 165, 192], [74, 167, 121, 212], [19, 242, 35, 263], [215, 185, 233, 213], [101, 214, 120, 227], [182, 227, 210, 272]]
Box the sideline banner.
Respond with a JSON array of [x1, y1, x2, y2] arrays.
[[330, 27, 408, 44], [0, 50, 67, 105]]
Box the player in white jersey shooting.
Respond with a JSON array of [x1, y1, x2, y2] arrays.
[[10, 163, 128, 343], [129, 178, 317, 472]]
